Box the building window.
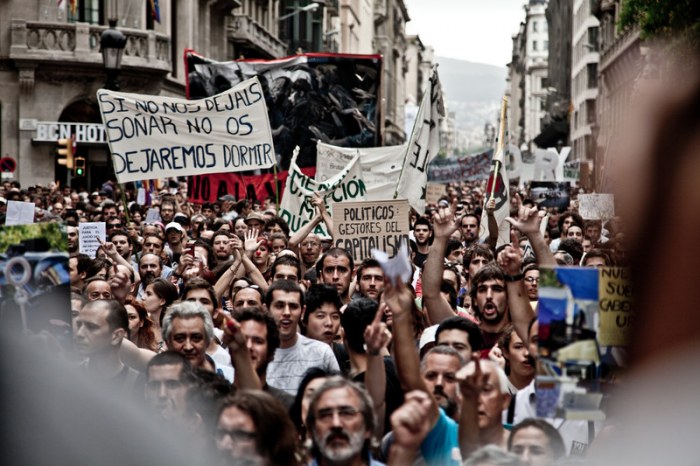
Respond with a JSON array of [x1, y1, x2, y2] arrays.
[[532, 40, 538, 52], [544, 40, 549, 51], [587, 63, 598, 88], [67, 0, 104, 24], [586, 99, 596, 124], [532, 20, 538, 32], [587, 26, 599, 51]]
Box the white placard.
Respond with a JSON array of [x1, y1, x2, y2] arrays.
[[79, 222, 106, 258], [5, 201, 35, 225]]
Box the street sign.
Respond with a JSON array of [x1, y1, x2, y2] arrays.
[[0, 157, 17, 173]]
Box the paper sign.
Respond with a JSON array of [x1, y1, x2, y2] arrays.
[[332, 199, 410, 261], [424, 182, 447, 206], [530, 181, 571, 211], [598, 267, 632, 346], [372, 242, 412, 286], [79, 222, 106, 258], [97, 76, 274, 183], [6, 201, 35, 225], [578, 194, 615, 220], [137, 187, 146, 205], [145, 208, 162, 224]]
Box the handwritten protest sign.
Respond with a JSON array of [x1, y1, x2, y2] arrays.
[[332, 200, 410, 261], [97, 77, 274, 183], [280, 152, 366, 237], [316, 142, 405, 201], [5, 201, 35, 225], [79, 222, 106, 258], [424, 182, 446, 206], [598, 267, 632, 346], [578, 194, 615, 220]]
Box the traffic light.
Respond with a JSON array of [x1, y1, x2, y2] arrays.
[[57, 136, 75, 169], [74, 157, 86, 177]]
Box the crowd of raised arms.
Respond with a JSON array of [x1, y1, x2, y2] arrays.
[[0, 175, 631, 466]]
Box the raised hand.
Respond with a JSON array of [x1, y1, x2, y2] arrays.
[[456, 354, 489, 400], [391, 390, 434, 451], [222, 315, 248, 354], [382, 280, 415, 319], [364, 302, 392, 356], [431, 206, 458, 240], [497, 229, 523, 276], [506, 204, 541, 235], [244, 228, 263, 257]]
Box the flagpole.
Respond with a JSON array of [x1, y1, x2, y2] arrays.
[[489, 96, 508, 201]]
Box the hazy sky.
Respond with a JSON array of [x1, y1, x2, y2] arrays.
[[404, 0, 527, 68]]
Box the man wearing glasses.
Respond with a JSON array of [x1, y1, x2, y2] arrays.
[[306, 377, 383, 466]]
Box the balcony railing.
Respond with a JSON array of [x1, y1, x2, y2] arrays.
[[10, 19, 170, 72], [228, 15, 287, 59]]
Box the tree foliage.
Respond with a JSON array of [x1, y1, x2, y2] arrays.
[[0, 224, 67, 253], [620, 0, 700, 46]]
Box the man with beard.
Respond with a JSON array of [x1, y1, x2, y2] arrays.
[[67, 225, 79, 254], [412, 217, 433, 268], [306, 376, 384, 466], [470, 263, 511, 357], [299, 233, 323, 270], [460, 213, 480, 248], [317, 248, 354, 305], [137, 253, 163, 299], [355, 258, 385, 300]]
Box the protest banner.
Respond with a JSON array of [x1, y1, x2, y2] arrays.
[[188, 167, 316, 204], [79, 222, 106, 258], [395, 67, 444, 213], [332, 200, 410, 261], [578, 194, 615, 220], [424, 182, 446, 206], [185, 50, 382, 170], [280, 152, 366, 237], [530, 181, 571, 211], [5, 201, 35, 225], [427, 150, 492, 183], [316, 142, 405, 201], [598, 267, 632, 346], [97, 76, 274, 183]]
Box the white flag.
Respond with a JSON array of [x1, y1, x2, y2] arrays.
[[395, 68, 444, 213]]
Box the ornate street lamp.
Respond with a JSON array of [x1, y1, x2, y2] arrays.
[[100, 19, 127, 91]]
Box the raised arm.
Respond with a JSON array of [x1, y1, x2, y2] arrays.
[[507, 204, 556, 267], [384, 280, 440, 426], [363, 304, 392, 436], [288, 194, 325, 248], [223, 316, 262, 391], [457, 356, 489, 459], [423, 207, 459, 325], [497, 229, 536, 344]]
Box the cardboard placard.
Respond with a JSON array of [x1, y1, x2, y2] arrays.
[[598, 267, 632, 346], [578, 194, 615, 220], [5, 201, 35, 225], [424, 182, 447, 206], [332, 199, 410, 261]]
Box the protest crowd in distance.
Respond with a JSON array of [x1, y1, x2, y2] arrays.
[[10, 51, 699, 466]]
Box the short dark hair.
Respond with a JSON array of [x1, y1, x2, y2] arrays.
[[583, 248, 613, 266], [270, 254, 302, 281], [147, 350, 196, 384], [355, 258, 382, 282], [87, 299, 128, 332], [316, 247, 354, 277], [183, 277, 218, 309], [558, 212, 584, 232], [264, 216, 291, 237], [436, 316, 484, 352], [558, 238, 584, 264], [414, 216, 432, 232], [304, 284, 342, 328], [265, 279, 305, 308], [340, 298, 378, 354], [108, 228, 130, 243], [75, 253, 92, 275], [508, 418, 566, 460], [234, 306, 279, 365]]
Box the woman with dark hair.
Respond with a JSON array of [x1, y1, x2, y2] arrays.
[[289, 367, 342, 443], [124, 295, 157, 352], [215, 390, 300, 466], [142, 277, 178, 350]]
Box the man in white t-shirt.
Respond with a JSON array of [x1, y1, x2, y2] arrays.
[[265, 280, 339, 395]]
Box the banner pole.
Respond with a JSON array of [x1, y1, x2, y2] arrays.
[[489, 96, 509, 202]]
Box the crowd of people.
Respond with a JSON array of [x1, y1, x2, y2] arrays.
[[0, 172, 631, 466]]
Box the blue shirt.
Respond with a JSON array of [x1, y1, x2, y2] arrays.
[[420, 408, 462, 466]]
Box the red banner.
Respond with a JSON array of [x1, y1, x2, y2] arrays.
[[187, 168, 316, 204]]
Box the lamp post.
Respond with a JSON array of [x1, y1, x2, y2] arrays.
[[100, 19, 127, 91], [279, 2, 320, 21]]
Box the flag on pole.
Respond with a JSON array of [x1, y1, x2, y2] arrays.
[[478, 96, 511, 247], [150, 0, 161, 23], [58, 0, 78, 15], [395, 67, 444, 213]]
